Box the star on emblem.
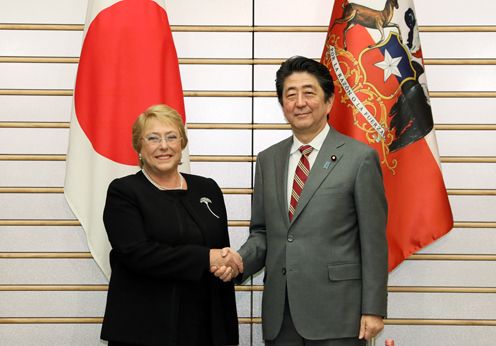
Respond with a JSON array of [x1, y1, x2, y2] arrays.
[[374, 49, 403, 82]]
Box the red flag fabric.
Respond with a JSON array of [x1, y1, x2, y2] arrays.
[[65, 0, 189, 278], [321, 0, 453, 271]]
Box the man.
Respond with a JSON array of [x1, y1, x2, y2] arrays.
[[216, 56, 388, 345]]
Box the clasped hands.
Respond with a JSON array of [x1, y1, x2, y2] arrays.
[[209, 247, 243, 282]]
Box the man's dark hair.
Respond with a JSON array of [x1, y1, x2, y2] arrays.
[[275, 56, 335, 105]]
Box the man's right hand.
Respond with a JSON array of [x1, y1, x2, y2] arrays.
[[209, 247, 243, 282]]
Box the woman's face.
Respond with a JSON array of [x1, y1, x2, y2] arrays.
[[139, 117, 182, 177]]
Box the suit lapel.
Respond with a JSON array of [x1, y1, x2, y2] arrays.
[[274, 137, 292, 229], [290, 128, 345, 225]]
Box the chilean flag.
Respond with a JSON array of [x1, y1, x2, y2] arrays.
[[65, 0, 188, 278], [321, 0, 453, 271]]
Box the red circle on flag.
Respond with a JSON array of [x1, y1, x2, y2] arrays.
[[74, 0, 185, 165]]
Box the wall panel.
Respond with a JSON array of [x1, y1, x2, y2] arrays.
[[0, 128, 68, 154], [449, 196, 496, 222], [253, 64, 280, 91], [253, 129, 292, 155], [0, 95, 73, 122], [0, 31, 83, 57], [420, 32, 496, 58], [254, 33, 327, 59], [0, 63, 77, 89], [0, 259, 107, 285], [188, 129, 252, 155], [190, 162, 252, 188], [0, 161, 66, 186], [0, 0, 87, 24], [174, 32, 253, 58], [388, 292, 496, 319], [0, 325, 106, 346], [166, 0, 252, 25], [431, 98, 496, 124], [442, 163, 496, 189], [376, 326, 496, 346], [0, 194, 75, 219], [228, 227, 250, 251], [0, 226, 88, 252], [255, 0, 331, 26], [253, 97, 285, 123], [389, 261, 496, 287], [0, 291, 107, 317], [185, 97, 253, 123], [417, 228, 496, 254], [424, 65, 496, 91], [415, 0, 496, 25], [223, 195, 252, 221], [180, 65, 252, 91], [436, 131, 496, 156]]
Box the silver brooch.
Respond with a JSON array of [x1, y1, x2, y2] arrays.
[[200, 197, 220, 219]]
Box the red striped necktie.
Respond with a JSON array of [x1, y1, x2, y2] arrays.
[[289, 145, 313, 221]]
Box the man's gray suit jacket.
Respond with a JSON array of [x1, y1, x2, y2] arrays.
[[238, 127, 388, 341]]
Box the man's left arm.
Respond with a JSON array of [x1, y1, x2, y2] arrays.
[[354, 149, 388, 338]]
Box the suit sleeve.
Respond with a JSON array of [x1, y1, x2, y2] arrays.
[[237, 152, 268, 281], [354, 149, 388, 317], [103, 179, 210, 281]]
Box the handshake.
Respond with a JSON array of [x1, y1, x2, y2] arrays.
[[209, 248, 244, 282]]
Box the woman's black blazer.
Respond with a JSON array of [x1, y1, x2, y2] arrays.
[[100, 171, 238, 345]]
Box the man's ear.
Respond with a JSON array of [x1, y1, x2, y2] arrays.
[[325, 94, 335, 115]]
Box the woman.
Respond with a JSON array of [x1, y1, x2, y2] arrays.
[[101, 104, 240, 346]]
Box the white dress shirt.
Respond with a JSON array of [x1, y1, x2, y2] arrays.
[[287, 124, 330, 208]]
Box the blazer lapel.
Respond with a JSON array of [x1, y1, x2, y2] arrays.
[[273, 137, 292, 229], [177, 181, 212, 243], [290, 128, 345, 225]]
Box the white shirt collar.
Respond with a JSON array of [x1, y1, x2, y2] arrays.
[[290, 124, 330, 155]]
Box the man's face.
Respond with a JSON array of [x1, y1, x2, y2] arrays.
[[281, 72, 333, 140]]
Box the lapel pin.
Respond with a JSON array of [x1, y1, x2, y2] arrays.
[[324, 155, 338, 169], [200, 197, 220, 219]]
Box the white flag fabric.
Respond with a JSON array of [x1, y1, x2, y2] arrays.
[[65, 0, 188, 278]]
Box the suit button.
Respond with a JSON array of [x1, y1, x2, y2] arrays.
[[287, 235, 294, 242], [282, 268, 286, 275]]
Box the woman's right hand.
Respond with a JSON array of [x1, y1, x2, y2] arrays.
[[209, 248, 243, 281]]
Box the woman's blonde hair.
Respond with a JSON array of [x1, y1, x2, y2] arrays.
[[132, 104, 188, 166]]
